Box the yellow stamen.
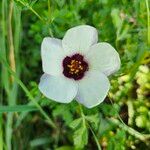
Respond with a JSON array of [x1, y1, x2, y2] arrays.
[[67, 59, 84, 75]]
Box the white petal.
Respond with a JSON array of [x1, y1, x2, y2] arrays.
[[62, 25, 98, 55], [39, 74, 78, 103], [41, 37, 65, 76], [86, 42, 121, 76], [76, 71, 110, 108]]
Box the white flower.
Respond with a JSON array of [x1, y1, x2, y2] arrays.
[[39, 25, 120, 108]]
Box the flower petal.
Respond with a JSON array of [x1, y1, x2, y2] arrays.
[[41, 37, 65, 76], [76, 71, 110, 108], [86, 42, 121, 76], [62, 25, 98, 55], [39, 74, 78, 103]]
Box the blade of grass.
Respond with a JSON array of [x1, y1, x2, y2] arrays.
[[0, 105, 37, 113], [1, 0, 14, 149], [1, 0, 10, 95], [6, 1, 17, 149], [0, 57, 56, 129], [15, 95, 41, 128], [145, 0, 150, 45], [8, 0, 16, 82], [0, 115, 3, 150]]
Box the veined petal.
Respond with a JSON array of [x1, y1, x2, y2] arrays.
[[39, 74, 78, 103], [41, 37, 65, 76], [76, 71, 110, 108], [86, 42, 121, 76], [62, 25, 98, 55]]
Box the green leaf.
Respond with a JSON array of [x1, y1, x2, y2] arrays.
[[100, 104, 119, 117], [85, 114, 99, 128], [111, 8, 122, 29], [30, 137, 50, 147], [135, 115, 147, 128], [73, 126, 88, 149], [53, 105, 73, 125], [107, 129, 126, 150], [69, 118, 82, 129], [55, 146, 75, 150]]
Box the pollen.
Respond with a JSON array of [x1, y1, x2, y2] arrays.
[[67, 59, 84, 74]]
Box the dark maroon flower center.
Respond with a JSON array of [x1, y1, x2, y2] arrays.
[[62, 54, 88, 80]]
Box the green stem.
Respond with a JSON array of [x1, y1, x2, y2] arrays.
[[145, 0, 150, 45], [88, 124, 101, 150], [108, 118, 150, 142], [15, 0, 54, 37], [47, 0, 53, 37], [79, 104, 101, 150], [15, 0, 45, 22], [1, 57, 56, 129], [48, 0, 51, 22], [109, 98, 150, 142]]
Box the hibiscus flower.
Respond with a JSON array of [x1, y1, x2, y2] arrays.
[[39, 25, 120, 108]]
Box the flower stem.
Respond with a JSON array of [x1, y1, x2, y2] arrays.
[[79, 104, 102, 150], [88, 124, 101, 150], [48, 0, 51, 22]]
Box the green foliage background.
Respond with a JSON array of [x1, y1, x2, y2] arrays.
[[0, 0, 150, 150]]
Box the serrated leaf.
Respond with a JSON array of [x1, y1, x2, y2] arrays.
[[69, 118, 82, 129], [108, 129, 126, 150], [39, 97, 54, 107], [53, 105, 73, 125], [85, 114, 99, 128], [73, 126, 88, 149]]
